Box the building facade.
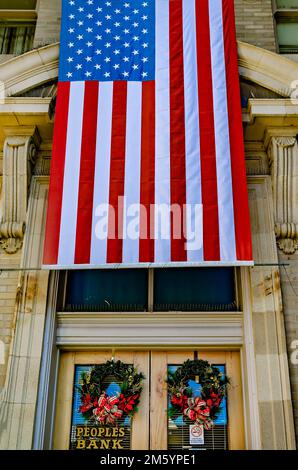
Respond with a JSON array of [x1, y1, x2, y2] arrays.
[[1, 0, 298, 450]]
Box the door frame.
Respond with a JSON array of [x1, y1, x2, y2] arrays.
[[53, 349, 245, 450], [33, 268, 261, 450]]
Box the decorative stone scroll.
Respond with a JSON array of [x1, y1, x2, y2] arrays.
[[0, 126, 41, 254], [267, 131, 298, 254]]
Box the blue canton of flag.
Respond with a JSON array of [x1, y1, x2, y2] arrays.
[[59, 0, 155, 81]]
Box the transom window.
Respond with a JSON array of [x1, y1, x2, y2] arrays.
[[0, 1, 37, 55], [0, 20, 35, 54], [274, 0, 298, 53], [62, 268, 237, 313]]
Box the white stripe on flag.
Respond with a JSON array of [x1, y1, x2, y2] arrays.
[[90, 82, 113, 265], [58, 81, 85, 266], [154, 0, 171, 263], [183, 0, 203, 261], [122, 81, 142, 264], [209, 0, 236, 261]]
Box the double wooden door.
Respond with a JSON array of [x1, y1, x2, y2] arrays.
[[54, 350, 245, 450]]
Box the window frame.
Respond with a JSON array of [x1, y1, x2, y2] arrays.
[[0, 10, 37, 21], [0, 0, 37, 9], [0, 8, 37, 56], [273, 0, 298, 53], [60, 267, 241, 314]]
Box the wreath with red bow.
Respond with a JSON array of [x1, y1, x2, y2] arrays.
[[77, 360, 145, 426], [167, 359, 229, 430]]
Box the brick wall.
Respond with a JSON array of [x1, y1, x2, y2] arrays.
[[234, 0, 276, 52], [32, 0, 277, 52]]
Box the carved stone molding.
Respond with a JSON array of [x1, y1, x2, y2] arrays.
[[275, 223, 298, 254], [0, 126, 41, 254], [266, 130, 298, 254]]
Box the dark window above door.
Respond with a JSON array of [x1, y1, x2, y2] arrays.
[[63, 267, 237, 313], [153, 268, 236, 312]]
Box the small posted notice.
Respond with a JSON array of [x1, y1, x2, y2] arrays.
[[189, 425, 204, 445]]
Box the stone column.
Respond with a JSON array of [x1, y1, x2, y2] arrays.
[[0, 176, 50, 450], [0, 127, 41, 254], [245, 174, 296, 449], [0, 127, 49, 450], [0, 127, 41, 418], [265, 128, 298, 444]]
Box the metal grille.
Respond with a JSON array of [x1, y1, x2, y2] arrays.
[[279, 45, 298, 53], [154, 301, 237, 312], [64, 303, 147, 312], [64, 301, 237, 312]]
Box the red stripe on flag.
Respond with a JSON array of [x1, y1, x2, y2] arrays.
[[74, 81, 99, 264], [107, 81, 127, 264], [43, 81, 70, 265], [195, 0, 220, 261], [222, 0, 252, 260], [169, 0, 187, 262], [139, 81, 155, 262]]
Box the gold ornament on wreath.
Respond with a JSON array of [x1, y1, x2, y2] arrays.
[[167, 359, 230, 430]]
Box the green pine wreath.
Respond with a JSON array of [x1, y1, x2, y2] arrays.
[[77, 360, 145, 425], [167, 359, 230, 430]]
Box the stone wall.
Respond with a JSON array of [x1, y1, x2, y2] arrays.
[[33, 0, 62, 48], [279, 253, 298, 441], [1, 0, 297, 451], [0, 255, 19, 389]]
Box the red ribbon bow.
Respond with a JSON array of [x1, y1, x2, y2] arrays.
[[93, 393, 123, 425], [183, 397, 214, 430]]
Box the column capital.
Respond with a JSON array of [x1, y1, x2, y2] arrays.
[[0, 126, 41, 254], [265, 128, 298, 254], [264, 127, 298, 150], [3, 126, 41, 146]]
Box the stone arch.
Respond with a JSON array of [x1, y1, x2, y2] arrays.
[[0, 41, 298, 98]]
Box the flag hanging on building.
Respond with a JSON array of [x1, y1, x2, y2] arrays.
[[43, 0, 253, 269]]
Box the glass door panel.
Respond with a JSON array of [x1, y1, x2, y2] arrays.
[[54, 350, 244, 450], [53, 351, 150, 450], [150, 351, 245, 450]]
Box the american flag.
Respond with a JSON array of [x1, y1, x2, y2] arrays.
[[43, 0, 253, 268]]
